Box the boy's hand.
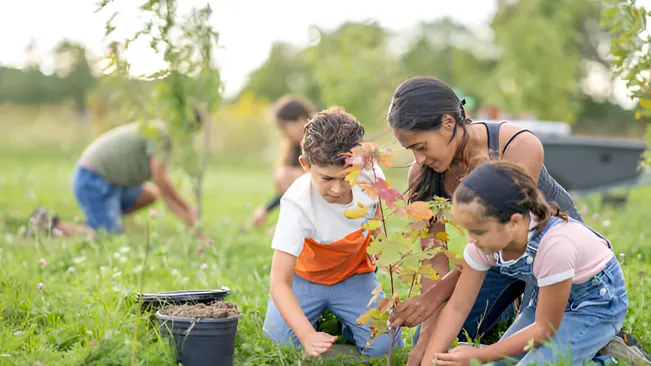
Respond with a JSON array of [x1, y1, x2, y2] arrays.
[[300, 331, 338, 357]]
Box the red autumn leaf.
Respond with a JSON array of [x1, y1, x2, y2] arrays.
[[376, 298, 390, 311], [371, 145, 396, 168], [409, 219, 429, 231], [372, 178, 404, 207]]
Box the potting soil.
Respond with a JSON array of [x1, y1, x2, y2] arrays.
[[159, 300, 239, 319]]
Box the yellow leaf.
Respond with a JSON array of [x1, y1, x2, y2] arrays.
[[356, 309, 375, 325], [344, 203, 369, 219], [419, 264, 440, 281], [367, 284, 383, 307], [635, 111, 642, 120], [363, 219, 382, 231], [344, 165, 362, 186], [640, 99, 651, 109], [435, 231, 449, 242]]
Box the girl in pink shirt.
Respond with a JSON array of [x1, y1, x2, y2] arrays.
[[419, 160, 630, 366]]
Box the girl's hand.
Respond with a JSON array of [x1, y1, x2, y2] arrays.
[[300, 331, 338, 357], [433, 345, 483, 366]]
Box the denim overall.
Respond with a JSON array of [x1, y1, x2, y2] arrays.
[[492, 216, 629, 366]]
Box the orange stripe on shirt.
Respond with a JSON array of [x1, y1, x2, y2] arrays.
[[295, 228, 376, 285]]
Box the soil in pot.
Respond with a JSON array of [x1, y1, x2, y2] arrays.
[[136, 287, 230, 314], [157, 301, 240, 366]]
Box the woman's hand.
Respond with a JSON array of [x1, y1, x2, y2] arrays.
[[432, 345, 483, 366], [389, 295, 431, 328]]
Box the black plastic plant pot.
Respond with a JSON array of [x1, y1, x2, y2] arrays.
[[155, 311, 240, 366], [136, 288, 230, 314]]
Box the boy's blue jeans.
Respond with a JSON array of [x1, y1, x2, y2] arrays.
[[263, 272, 404, 357]]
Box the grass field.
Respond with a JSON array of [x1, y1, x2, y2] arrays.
[[1, 111, 650, 365]]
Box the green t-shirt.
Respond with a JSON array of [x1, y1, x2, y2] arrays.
[[79, 120, 171, 187]]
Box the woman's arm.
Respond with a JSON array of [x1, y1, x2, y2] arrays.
[[473, 278, 571, 363], [499, 125, 545, 185], [420, 264, 487, 365]]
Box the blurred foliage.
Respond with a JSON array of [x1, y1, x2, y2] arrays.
[[94, 0, 224, 220], [601, 0, 651, 161], [2, 0, 647, 158]]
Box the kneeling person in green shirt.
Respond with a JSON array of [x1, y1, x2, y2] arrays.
[[27, 113, 209, 242]]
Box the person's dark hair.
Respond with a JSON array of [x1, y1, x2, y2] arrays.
[[454, 160, 568, 234], [273, 95, 317, 167], [302, 107, 365, 167], [387, 76, 474, 203], [273, 95, 317, 123]]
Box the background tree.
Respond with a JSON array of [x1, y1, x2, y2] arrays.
[[602, 0, 651, 162]]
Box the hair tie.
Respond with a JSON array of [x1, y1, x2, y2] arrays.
[[459, 98, 467, 119], [460, 163, 527, 215]]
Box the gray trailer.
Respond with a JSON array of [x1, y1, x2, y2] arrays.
[[488, 120, 650, 206]]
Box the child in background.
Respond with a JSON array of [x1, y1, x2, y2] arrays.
[[262, 107, 403, 358], [420, 160, 630, 366], [251, 95, 316, 228]]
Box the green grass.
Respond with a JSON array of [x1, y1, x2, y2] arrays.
[[1, 142, 651, 365]]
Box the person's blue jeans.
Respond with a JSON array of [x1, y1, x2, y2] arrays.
[[493, 256, 628, 365], [71, 165, 143, 233], [263, 272, 404, 357], [412, 266, 525, 344]]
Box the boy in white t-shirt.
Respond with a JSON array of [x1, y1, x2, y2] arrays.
[[262, 107, 403, 358]]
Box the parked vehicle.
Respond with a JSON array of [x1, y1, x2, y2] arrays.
[[487, 119, 650, 204]]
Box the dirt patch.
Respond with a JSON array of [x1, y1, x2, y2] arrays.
[[159, 301, 239, 319]]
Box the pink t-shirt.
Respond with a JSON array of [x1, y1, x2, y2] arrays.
[[463, 217, 614, 287]]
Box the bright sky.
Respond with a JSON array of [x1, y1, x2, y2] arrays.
[[0, 0, 496, 98], [0, 0, 648, 105]]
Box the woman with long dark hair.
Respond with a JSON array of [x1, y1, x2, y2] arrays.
[[385, 76, 647, 365]]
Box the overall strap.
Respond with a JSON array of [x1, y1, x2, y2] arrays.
[[567, 216, 614, 250], [526, 215, 564, 253]]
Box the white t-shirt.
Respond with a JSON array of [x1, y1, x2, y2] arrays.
[[271, 163, 385, 257]]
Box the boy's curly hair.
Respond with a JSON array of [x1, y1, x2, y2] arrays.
[[301, 107, 365, 167]]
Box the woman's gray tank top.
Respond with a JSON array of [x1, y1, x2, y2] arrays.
[[477, 121, 583, 222]]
